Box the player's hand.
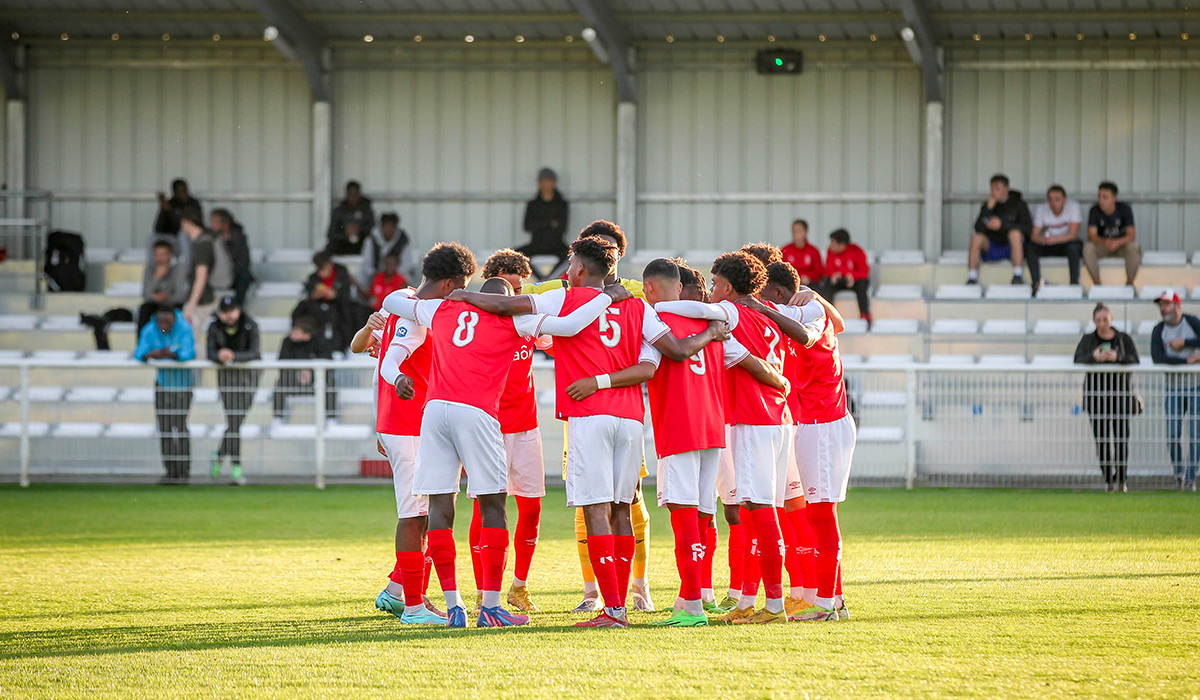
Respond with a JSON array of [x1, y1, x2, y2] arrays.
[[367, 312, 386, 331], [217, 348, 235, 364], [566, 377, 599, 401], [603, 283, 634, 303], [708, 320, 730, 342], [394, 375, 415, 400], [1106, 350, 1119, 362], [1092, 347, 1107, 362], [377, 440, 387, 457], [367, 344, 380, 358], [788, 286, 818, 307], [182, 302, 197, 324], [731, 296, 767, 313], [1170, 338, 1186, 351], [298, 369, 313, 386], [446, 289, 469, 302], [987, 216, 1002, 230], [1187, 354, 1200, 365]]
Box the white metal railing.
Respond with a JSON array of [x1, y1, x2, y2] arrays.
[[2, 359, 1197, 490]]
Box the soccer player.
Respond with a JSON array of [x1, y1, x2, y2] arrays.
[[384, 247, 632, 628], [656, 252, 816, 624]]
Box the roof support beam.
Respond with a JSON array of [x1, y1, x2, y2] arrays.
[[898, 0, 944, 260], [570, 0, 635, 103], [249, 0, 329, 101]]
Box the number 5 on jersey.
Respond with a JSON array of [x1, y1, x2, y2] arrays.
[[599, 306, 621, 348]]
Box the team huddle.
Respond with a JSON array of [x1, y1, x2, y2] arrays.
[[354, 220, 856, 629]]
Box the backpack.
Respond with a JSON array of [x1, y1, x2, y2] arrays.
[[206, 232, 234, 291], [44, 230, 87, 292]]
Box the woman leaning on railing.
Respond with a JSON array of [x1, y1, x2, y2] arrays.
[[1074, 302, 1141, 492]]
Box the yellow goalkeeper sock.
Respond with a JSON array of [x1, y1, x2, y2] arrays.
[[575, 507, 596, 585]]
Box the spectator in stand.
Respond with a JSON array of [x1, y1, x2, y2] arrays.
[[326, 180, 376, 255], [967, 174, 1031, 286], [154, 178, 201, 235], [1074, 302, 1140, 492], [1150, 290, 1200, 491], [210, 209, 254, 305], [368, 253, 408, 308], [820, 228, 872, 327], [134, 306, 196, 484], [180, 203, 220, 335], [1084, 181, 1141, 286], [299, 251, 358, 354], [359, 212, 418, 301], [206, 295, 261, 486], [272, 315, 337, 425], [518, 167, 569, 279], [780, 218, 824, 286], [139, 240, 189, 332], [1027, 185, 1083, 292]]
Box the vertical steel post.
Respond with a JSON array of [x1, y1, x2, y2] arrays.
[[314, 364, 326, 489]]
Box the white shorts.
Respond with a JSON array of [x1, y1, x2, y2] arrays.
[[378, 432, 428, 519], [717, 426, 737, 506], [655, 448, 721, 514], [504, 429, 546, 498], [794, 414, 857, 503], [565, 414, 644, 507], [415, 400, 508, 497], [731, 423, 793, 507], [784, 439, 805, 502]]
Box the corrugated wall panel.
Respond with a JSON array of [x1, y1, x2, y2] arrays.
[[27, 46, 312, 250]]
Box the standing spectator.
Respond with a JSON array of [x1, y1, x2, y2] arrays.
[[1074, 303, 1140, 492], [1150, 290, 1200, 491], [368, 253, 408, 308], [517, 167, 569, 280], [1084, 181, 1141, 286], [139, 240, 189, 332], [134, 306, 196, 484], [359, 212, 418, 298], [326, 180, 375, 255], [1027, 185, 1083, 292], [967, 174, 1031, 285], [206, 295, 261, 486], [272, 315, 337, 424], [210, 209, 254, 305], [154, 178, 201, 235], [780, 218, 824, 286], [299, 251, 359, 353], [820, 228, 872, 327], [181, 203, 233, 336]]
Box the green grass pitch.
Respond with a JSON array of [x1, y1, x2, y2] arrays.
[[1, 485, 1197, 699]]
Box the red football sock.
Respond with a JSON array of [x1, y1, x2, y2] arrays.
[[788, 507, 818, 589], [479, 527, 508, 594], [421, 533, 432, 595], [806, 502, 842, 600], [397, 551, 425, 607], [586, 534, 620, 609], [614, 534, 636, 607], [751, 507, 785, 601], [778, 506, 801, 592], [739, 507, 760, 597], [670, 508, 702, 601], [700, 514, 717, 590], [513, 496, 541, 583], [425, 528, 458, 595], [469, 500, 483, 591], [727, 521, 745, 593], [388, 551, 405, 585]]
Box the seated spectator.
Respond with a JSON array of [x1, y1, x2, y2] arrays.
[[133, 305, 196, 484], [967, 174, 1031, 285], [1027, 185, 1083, 292], [819, 228, 871, 327], [1084, 181, 1141, 286], [206, 295, 261, 486], [1074, 302, 1139, 492], [272, 315, 337, 424], [359, 212, 418, 299], [369, 253, 408, 308], [210, 208, 254, 304], [139, 239, 189, 331], [298, 251, 362, 353], [154, 178, 201, 235], [518, 167, 569, 280], [326, 180, 375, 255], [780, 218, 824, 286]]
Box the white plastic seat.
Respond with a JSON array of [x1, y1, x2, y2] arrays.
[[931, 319, 979, 335], [188, 425, 211, 439], [1088, 285, 1135, 301], [327, 423, 371, 440], [878, 250, 925, 266], [0, 315, 39, 331], [985, 285, 1032, 301], [1142, 251, 1187, 266], [193, 388, 220, 404], [117, 248, 147, 263], [1085, 320, 1131, 333], [339, 388, 374, 405], [0, 422, 50, 437], [88, 247, 118, 264], [874, 284, 924, 300], [256, 317, 292, 334], [81, 350, 133, 364], [935, 284, 983, 300], [0, 349, 26, 361], [249, 249, 267, 264], [1137, 320, 1160, 336], [858, 426, 905, 443], [929, 354, 976, 366], [110, 322, 137, 334], [978, 354, 1027, 366], [206, 424, 264, 441], [270, 423, 316, 440], [840, 319, 869, 335], [1033, 320, 1082, 336], [105, 282, 143, 297], [861, 391, 907, 407], [871, 319, 920, 335], [266, 249, 316, 264], [1031, 355, 1076, 367], [38, 316, 84, 331], [0, 387, 10, 401], [30, 350, 78, 362], [865, 354, 916, 366], [254, 282, 304, 299], [64, 387, 119, 403], [1140, 285, 1187, 301], [105, 423, 157, 439], [981, 320, 1027, 335], [937, 250, 969, 265], [13, 386, 65, 402], [1035, 285, 1084, 301], [53, 422, 105, 438], [117, 387, 154, 403]]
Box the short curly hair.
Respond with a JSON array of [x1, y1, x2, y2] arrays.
[[765, 261, 799, 295], [711, 252, 767, 296], [421, 242, 477, 283], [578, 220, 628, 258], [570, 236, 619, 277], [482, 248, 532, 281], [669, 257, 706, 290], [740, 242, 783, 267]]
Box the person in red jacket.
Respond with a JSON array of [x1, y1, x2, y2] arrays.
[[819, 229, 871, 327], [369, 253, 408, 308], [780, 219, 824, 287]]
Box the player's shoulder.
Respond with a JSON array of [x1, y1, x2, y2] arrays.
[[619, 278, 645, 298], [521, 279, 566, 295]]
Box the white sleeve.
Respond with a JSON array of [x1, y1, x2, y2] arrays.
[[379, 320, 426, 386], [413, 299, 442, 327], [639, 341, 662, 368], [640, 300, 672, 344], [1033, 204, 1046, 229], [773, 300, 826, 329], [722, 337, 750, 368], [522, 291, 613, 337], [1068, 200, 1083, 223], [528, 286, 567, 316], [653, 299, 731, 323]]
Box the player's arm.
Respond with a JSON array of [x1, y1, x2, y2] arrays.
[[788, 286, 844, 335], [732, 296, 815, 348], [566, 342, 659, 400], [379, 319, 424, 399], [642, 300, 729, 361], [444, 291, 535, 316], [514, 289, 614, 338], [722, 335, 788, 390], [652, 299, 729, 322], [349, 312, 386, 354]]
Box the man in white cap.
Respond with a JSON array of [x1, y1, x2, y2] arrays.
[[1150, 290, 1200, 491]]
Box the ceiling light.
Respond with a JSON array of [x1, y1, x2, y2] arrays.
[[111, 33, 119, 41], [212, 34, 220, 41], [364, 35, 373, 43], [465, 35, 474, 43], [565, 35, 573, 42], [162, 33, 170, 41], [1129, 32, 1136, 40], [1077, 33, 1084, 40], [869, 33, 877, 41], [665, 35, 673, 43], [717, 35, 725, 42], [818, 34, 826, 42], [413, 35, 422, 42], [264, 26, 278, 41], [61, 33, 69, 41], [972, 33, 981, 41], [767, 35, 775, 42], [515, 35, 524, 43], [1024, 33, 1031, 41]]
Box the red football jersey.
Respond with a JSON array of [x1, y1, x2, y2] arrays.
[[781, 335, 802, 419], [825, 243, 870, 281], [375, 312, 431, 436], [781, 242, 824, 282], [424, 300, 524, 421], [553, 288, 659, 423], [498, 336, 538, 434], [726, 305, 792, 426], [792, 314, 848, 424], [647, 313, 727, 458]]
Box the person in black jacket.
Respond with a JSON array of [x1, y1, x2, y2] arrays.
[[326, 180, 376, 255], [517, 168, 569, 280], [155, 178, 201, 235], [967, 174, 1032, 286], [272, 315, 337, 424], [1074, 302, 1140, 492], [1149, 290, 1200, 490], [299, 250, 364, 353], [207, 295, 261, 485], [211, 209, 254, 305]]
